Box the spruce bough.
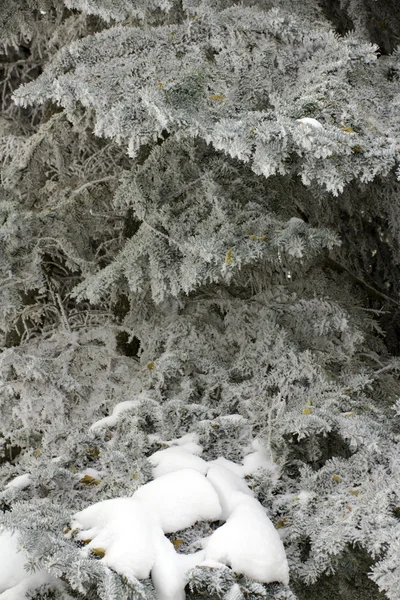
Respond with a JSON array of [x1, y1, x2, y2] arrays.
[[1, 1, 400, 599]]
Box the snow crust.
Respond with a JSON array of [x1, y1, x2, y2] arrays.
[[5, 474, 32, 490]]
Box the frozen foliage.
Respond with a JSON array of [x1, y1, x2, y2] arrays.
[[1, 1, 400, 600]]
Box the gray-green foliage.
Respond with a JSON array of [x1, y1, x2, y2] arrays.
[[1, 1, 400, 599]]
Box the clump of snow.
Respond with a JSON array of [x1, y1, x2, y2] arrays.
[[242, 439, 279, 480], [0, 530, 57, 599], [296, 490, 313, 503], [205, 497, 289, 585], [73, 497, 161, 580], [90, 400, 138, 430], [133, 469, 222, 532], [70, 427, 289, 599], [149, 447, 208, 478], [165, 432, 202, 454], [296, 117, 323, 129], [72, 493, 210, 600], [5, 474, 32, 490], [77, 467, 102, 481], [218, 414, 247, 424]]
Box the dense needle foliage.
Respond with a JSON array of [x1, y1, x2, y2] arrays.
[[1, 1, 400, 599]]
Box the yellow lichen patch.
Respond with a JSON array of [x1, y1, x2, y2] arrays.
[[147, 361, 155, 371], [70, 466, 78, 473], [71, 528, 79, 537], [172, 538, 184, 549], [32, 449, 41, 457], [225, 248, 233, 264], [91, 548, 106, 558], [343, 412, 355, 418], [349, 489, 360, 496], [352, 145, 363, 153], [341, 126, 355, 133], [63, 528, 70, 535], [345, 504, 352, 511], [302, 407, 313, 415], [80, 474, 101, 485], [275, 517, 288, 530], [332, 474, 342, 483], [209, 93, 224, 102]]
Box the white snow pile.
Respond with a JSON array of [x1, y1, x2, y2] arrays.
[[0, 530, 59, 600], [69, 431, 289, 600], [5, 473, 32, 490], [90, 399, 138, 430]]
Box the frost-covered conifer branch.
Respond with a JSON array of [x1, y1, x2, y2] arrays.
[[1, 1, 400, 600]]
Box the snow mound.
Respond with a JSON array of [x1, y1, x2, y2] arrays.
[[73, 497, 160, 580], [133, 468, 222, 532], [90, 400, 138, 430], [149, 447, 208, 478], [68, 432, 289, 599], [206, 497, 289, 585], [5, 474, 32, 490]]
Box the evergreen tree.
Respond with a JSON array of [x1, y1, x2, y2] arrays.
[[1, 1, 400, 599]]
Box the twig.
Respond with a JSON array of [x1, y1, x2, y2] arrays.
[[325, 257, 400, 308]]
